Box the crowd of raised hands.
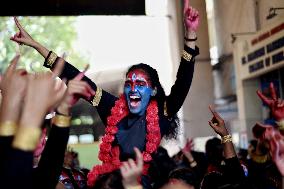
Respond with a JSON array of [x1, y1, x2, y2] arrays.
[[1, 0, 284, 187], [1, 39, 283, 189], [256, 83, 284, 176]]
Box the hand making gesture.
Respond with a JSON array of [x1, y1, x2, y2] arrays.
[[57, 65, 95, 116], [257, 82, 284, 121], [208, 105, 229, 137], [208, 105, 236, 159], [10, 17, 37, 47], [120, 147, 143, 188], [183, 0, 200, 33]]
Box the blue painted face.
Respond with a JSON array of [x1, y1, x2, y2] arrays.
[[124, 70, 153, 115]]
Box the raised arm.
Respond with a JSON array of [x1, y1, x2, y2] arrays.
[[208, 106, 236, 159], [164, 0, 200, 117], [11, 17, 118, 124], [208, 105, 246, 186], [2, 57, 66, 188], [0, 55, 27, 180]]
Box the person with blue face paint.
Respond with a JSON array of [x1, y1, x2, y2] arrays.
[[11, 1, 200, 188], [124, 70, 155, 116]]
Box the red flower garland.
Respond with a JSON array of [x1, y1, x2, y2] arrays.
[[87, 94, 161, 187]]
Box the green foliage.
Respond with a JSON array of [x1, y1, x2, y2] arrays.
[[0, 16, 89, 73]]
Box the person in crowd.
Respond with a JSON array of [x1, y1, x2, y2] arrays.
[[248, 122, 283, 189], [256, 82, 284, 188], [200, 106, 246, 189], [172, 138, 206, 188], [89, 147, 143, 189], [0, 54, 96, 189], [10, 0, 200, 187], [58, 149, 87, 189], [168, 167, 198, 189], [161, 182, 193, 189], [0, 55, 66, 188], [148, 146, 177, 189]]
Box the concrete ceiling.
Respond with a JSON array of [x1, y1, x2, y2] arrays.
[[0, 0, 145, 16]]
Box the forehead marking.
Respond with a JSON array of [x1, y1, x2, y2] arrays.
[[131, 73, 137, 81]]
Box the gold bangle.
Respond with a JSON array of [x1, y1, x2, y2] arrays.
[[182, 50, 193, 62], [0, 121, 17, 136], [221, 134, 232, 144], [53, 114, 71, 128], [12, 126, 41, 151], [47, 51, 58, 67], [92, 87, 102, 107], [276, 120, 284, 130]]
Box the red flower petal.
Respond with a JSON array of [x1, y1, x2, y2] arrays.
[[142, 152, 152, 162], [100, 143, 112, 152], [105, 126, 118, 134], [146, 142, 157, 153], [102, 134, 115, 143]]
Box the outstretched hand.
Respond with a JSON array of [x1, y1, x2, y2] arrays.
[[57, 64, 95, 115], [120, 147, 143, 188], [257, 82, 284, 121], [183, 0, 200, 32], [182, 138, 194, 154], [208, 105, 229, 137], [0, 55, 28, 123], [10, 17, 37, 47]]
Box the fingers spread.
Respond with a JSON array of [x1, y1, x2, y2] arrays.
[[256, 90, 272, 105]]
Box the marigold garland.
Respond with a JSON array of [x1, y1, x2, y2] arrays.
[[87, 94, 161, 187]]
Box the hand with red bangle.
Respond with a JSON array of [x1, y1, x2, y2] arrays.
[[257, 82, 284, 121]]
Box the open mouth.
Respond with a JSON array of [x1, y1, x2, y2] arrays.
[[129, 95, 141, 108]]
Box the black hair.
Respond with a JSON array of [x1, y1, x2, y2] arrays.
[[148, 146, 177, 189], [205, 137, 223, 166], [249, 139, 257, 150], [126, 63, 179, 138], [169, 167, 199, 189], [92, 170, 124, 189]]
